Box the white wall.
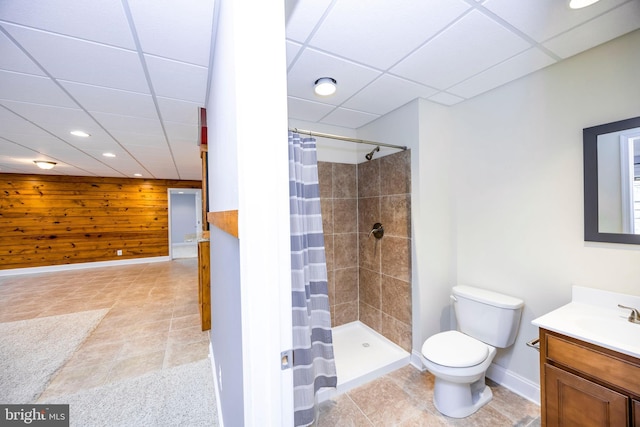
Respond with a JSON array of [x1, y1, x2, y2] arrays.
[[207, 0, 292, 425], [170, 193, 197, 242], [289, 119, 360, 164], [451, 29, 640, 391]]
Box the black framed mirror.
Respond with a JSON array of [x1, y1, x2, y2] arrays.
[[584, 116, 640, 244]]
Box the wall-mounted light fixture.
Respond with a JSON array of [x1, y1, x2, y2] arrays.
[[569, 0, 600, 8], [34, 161, 57, 170], [314, 77, 337, 96]]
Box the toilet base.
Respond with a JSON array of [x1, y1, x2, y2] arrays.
[[433, 375, 493, 418]]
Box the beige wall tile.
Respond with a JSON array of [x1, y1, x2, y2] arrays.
[[381, 237, 411, 282], [335, 267, 358, 304], [381, 275, 411, 325], [358, 268, 381, 309], [333, 163, 357, 199]]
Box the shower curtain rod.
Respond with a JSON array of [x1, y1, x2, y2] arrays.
[[290, 128, 407, 151]]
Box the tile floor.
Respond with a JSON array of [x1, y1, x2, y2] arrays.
[[0, 258, 210, 400], [318, 367, 541, 426], [1, 259, 540, 426]]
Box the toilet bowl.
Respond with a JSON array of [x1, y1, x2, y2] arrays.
[[421, 286, 524, 418], [422, 331, 497, 418]]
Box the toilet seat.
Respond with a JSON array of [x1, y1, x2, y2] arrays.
[[422, 331, 488, 368]]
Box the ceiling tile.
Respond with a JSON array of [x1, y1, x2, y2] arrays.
[[320, 107, 379, 128], [127, 0, 213, 66], [0, 30, 45, 76], [287, 48, 381, 105], [144, 55, 208, 103], [0, 71, 77, 107], [91, 111, 164, 140], [309, 0, 470, 70], [157, 97, 200, 125], [164, 121, 197, 142], [391, 10, 531, 90], [343, 75, 438, 115], [287, 97, 335, 122], [285, 0, 332, 43], [448, 47, 556, 98], [60, 81, 157, 119], [542, 2, 640, 58], [0, 0, 135, 48], [483, 0, 630, 42], [286, 41, 303, 68], [0, 100, 115, 143], [428, 92, 465, 106], [3, 23, 149, 93]]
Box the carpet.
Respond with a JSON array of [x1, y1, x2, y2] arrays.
[[0, 309, 108, 404], [39, 358, 218, 427]]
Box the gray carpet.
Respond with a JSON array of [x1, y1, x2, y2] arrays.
[[39, 358, 218, 427], [0, 309, 108, 404]]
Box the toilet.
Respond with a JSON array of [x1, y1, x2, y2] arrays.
[[421, 285, 524, 418]]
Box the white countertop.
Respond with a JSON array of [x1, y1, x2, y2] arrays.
[[532, 286, 640, 359]]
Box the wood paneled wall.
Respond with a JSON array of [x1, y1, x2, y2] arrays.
[[0, 174, 201, 270]]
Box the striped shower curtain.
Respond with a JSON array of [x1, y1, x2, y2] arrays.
[[288, 131, 337, 426]]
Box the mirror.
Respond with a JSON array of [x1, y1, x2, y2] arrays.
[[584, 116, 640, 244]]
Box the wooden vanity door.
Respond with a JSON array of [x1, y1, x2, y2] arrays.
[[544, 364, 629, 427]]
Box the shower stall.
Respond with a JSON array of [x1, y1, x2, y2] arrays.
[[315, 148, 413, 399]]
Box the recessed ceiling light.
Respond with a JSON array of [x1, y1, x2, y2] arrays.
[[314, 77, 337, 96], [103, 152, 116, 158], [70, 130, 91, 137], [569, 0, 600, 8], [34, 160, 57, 170], [134, 173, 142, 177]]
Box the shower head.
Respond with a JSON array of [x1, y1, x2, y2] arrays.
[[365, 146, 380, 161]]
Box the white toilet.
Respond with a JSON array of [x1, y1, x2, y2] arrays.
[[421, 285, 524, 418]]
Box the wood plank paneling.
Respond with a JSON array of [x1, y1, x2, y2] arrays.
[[0, 174, 200, 270]]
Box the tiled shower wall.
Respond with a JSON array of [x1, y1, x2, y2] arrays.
[[318, 150, 412, 351]]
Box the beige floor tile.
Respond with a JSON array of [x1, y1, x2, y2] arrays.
[[317, 394, 374, 427], [1, 259, 210, 402], [171, 313, 201, 330], [164, 340, 210, 368], [348, 377, 426, 425]]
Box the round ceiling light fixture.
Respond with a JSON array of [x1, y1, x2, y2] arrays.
[[314, 77, 337, 96], [34, 160, 57, 170], [569, 0, 600, 8]]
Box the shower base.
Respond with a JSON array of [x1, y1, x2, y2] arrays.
[[317, 321, 410, 402]]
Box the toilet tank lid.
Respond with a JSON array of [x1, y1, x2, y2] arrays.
[[453, 285, 524, 309]]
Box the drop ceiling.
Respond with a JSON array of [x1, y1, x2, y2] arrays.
[[1, 0, 638, 179]]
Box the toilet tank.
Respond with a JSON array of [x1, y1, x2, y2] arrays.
[[452, 285, 524, 348]]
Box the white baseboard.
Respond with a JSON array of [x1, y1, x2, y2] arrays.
[[410, 349, 426, 371], [486, 363, 540, 405], [0, 256, 171, 277], [411, 349, 539, 405]]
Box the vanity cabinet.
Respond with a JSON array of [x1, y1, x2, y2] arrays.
[[540, 328, 640, 427]]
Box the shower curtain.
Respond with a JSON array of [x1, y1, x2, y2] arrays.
[[288, 131, 337, 426]]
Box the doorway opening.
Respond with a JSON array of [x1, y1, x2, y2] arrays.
[[168, 188, 203, 259]]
